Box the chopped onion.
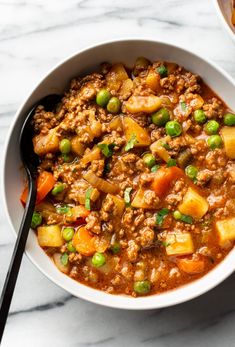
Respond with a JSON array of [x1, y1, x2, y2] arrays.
[[83, 171, 119, 194]]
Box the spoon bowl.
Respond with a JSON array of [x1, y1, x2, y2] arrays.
[[0, 94, 60, 342]]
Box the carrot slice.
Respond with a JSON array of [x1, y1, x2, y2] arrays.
[[177, 257, 205, 274], [72, 226, 96, 256], [151, 166, 184, 198], [65, 205, 90, 224], [20, 171, 55, 205]]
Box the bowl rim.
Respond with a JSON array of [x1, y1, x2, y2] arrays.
[[213, 0, 235, 44], [2, 37, 235, 310]]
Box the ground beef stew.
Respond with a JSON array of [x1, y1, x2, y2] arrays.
[[21, 58, 235, 297]]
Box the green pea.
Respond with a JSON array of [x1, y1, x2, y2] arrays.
[[185, 165, 198, 179], [133, 280, 151, 295], [205, 120, 219, 135], [59, 138, 71, 154], [224, 112, 235, 126], [67, 241, 76, 253], [107, 97, 121, 114], [142, 153, 156, 168], [92, 252, 106, 267], [194, 109, 207, 124], [62, 227, 75, 241], [111, 242, 121, 254], [96, 89, 111, 107], [31, 211, 42, 229], [156, 65, 168, 77], [165, 121, 182, 137], [207, 135, 223, 149], [151, 108, 170, 126], [173, 210, 182, 220], [52, 182, 65, 196]]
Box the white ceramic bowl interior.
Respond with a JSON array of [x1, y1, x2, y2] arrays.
[[214, 0, 235, 43], [3, 39, 235, 310]]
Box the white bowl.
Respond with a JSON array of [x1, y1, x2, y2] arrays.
[[3, 39, 235, 310], [214, 0, 235, 44]]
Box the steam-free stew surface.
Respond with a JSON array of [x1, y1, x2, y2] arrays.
[[22, 58, 235, 296]]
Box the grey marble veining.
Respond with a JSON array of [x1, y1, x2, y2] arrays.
[[1, 0, 235, 346]]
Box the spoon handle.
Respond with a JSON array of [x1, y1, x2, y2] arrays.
[[0, 175, 37, 343]]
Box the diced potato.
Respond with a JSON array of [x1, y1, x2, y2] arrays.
[[216, 217, 235, 247], [88, 111, 102, 137], [38, 225, 63, 247], [123, 117, 151, 147], [189, 94, 204, 110], [150, 140, 171, 162], [146, 70, 160, 92], [71, 136, 85, 156], [131, 188, 158, 209], [90, 120, 102, 137], [119, 79, 133, 99], [109, 116, 123, 131], [106, 63, 129, 92], [125, 95, 162, 114], [106, 194, 125, 216], [33, 129, 59, 156], [221, 126, 235, 159], [93, 236, 110, 253], [178, 187, 209, 219], [166, 233, 194, 256], [53, 253, 70, 274], [80, 147, 101, 166]]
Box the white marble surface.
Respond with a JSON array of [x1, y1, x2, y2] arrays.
[[1, 0, 235, 346]]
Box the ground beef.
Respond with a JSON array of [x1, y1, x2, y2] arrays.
[[139, 227, 155, 248]]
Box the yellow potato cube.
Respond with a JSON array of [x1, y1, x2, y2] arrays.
[[221, 127, 235, 159], [106, 63, 129, 92], [125, 95, 162, 113], [107, 194, 125, 216], [166, 233, 194, 256], [38, 225, 63, 247], [178, 187, 208, 219], [123, 117, 151, 147], [71, 136, 85, 156], [33, 129, 59, 156], [146, 70, 160, 92], [131, 189, 159, 209], [216, 217, 235, 247], [80, 147, 101, 166]]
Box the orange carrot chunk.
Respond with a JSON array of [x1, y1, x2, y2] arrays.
[[151, 166, 184, 198], [20, 171, 56, 205], [177, 257, 205, 274], [72, 226, 96, 256]]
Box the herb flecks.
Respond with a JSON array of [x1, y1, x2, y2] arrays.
[[125, 134, 138, 151], [155, 208, 169, 226], [181, 101, 187, 112], [97, 143, 116, 157], [85, 187, 93, 210], [180, 214, 193, 224]]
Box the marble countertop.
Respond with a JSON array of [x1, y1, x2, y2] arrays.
[[1, 0, 235, 346]]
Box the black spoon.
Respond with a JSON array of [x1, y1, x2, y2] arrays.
[[0, 94, 61, 343]]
